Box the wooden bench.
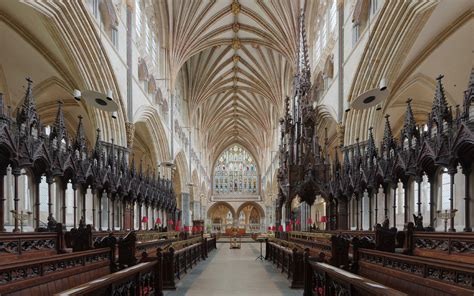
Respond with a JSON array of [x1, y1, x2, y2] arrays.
[[0, 247, 113, 296], [405, 227, 474, 264], [289, 231, 350, 268], [54, 260, 162, 296], [265, 238, 305, 288], [160, 236, 215, 290], [55, 235, 217, 295], [0, 231, 63, 263], [117, 231, 179, 268], [303, 254, 407, 296], [356, 248, 474, 296]]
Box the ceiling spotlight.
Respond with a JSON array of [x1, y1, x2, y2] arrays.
[[345, 108, 351, 113], [106, 89, 113, 101], [160, 161, 175, 168], [376, 104, 382, 111], [379, 78, 388, 91], [350, 87, 388, 110], [111, 111, 118, 119], [73, 89, 81, 101], [81, 90, 119, 112]]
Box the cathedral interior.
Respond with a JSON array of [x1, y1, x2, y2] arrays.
[[0, 0, 472, 295]]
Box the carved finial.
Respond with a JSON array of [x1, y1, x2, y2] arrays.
[[93, 128, 103, 160], [17, 77, 40, 130], [295, 9, 311, 93], [462, 68, 474, 121], [383, 114, 394, 153], [431, 73, 452, 129], [74, 115, 87, 155]]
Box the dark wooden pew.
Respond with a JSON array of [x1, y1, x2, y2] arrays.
[[303, 252, 407, 296], [55, 235, 217, 295], [160, 236, 215, 290], [0, 231, 62, 263], [404, 226, 474, 264], [0, 247, 113, 296], [265, 238, 305, 288], [117, 230, 179, 268], [356, 248, 474, 296], [53, 260, 163, 296], [288, 231, 350, 268]]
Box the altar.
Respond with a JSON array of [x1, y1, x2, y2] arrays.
[[225, 226, 246, 236]]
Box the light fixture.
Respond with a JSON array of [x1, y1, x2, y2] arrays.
[[81, 90, 119, 112], [379, 78, 388, 91], [106, 89, 113, 101], [160, 161, 175, 168], [111, 111, 118, 119], [73, 89, 81, 101], [350, 88, 388, 110]]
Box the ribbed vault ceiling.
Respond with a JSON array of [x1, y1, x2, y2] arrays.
[[156, 0, 305, 169]]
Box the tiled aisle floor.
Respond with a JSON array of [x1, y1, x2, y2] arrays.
[[164, 240, 302, 296]]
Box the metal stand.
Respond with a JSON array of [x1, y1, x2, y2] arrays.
[[255, 239, 264, 261]]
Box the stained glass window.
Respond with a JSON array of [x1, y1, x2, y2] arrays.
[[213, 145, 259, 195]]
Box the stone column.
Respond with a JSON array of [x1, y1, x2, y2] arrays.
[[429, 174, 436, 229], [47, 176, 53, 217], [82, 186, 87, 224], [111, 194, 115, 231], [449, 168, 456, 232], [416, 176, 422, 215], [403, 180, 409, 226], [368, 188, 373, 231], [73, 184, 77, 228], [92, 187, 97, 230], [392, 183, 397, 228], [0, 173, 5, 232], [374, 187, 379, 226], [34, 176, 41, 230], [12, 168, 21, 232], [138, 203, 142, 230], [463, 168, 472, 232], [355, 194, 360, 231], [181, 192, 190, 228], [193, 201, 201, 221], [98, 190, 103, 231]]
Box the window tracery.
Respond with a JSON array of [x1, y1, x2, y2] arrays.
[[213, 145, 259, 195]]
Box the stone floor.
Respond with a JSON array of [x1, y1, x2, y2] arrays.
[[164, 239, 302, 296]]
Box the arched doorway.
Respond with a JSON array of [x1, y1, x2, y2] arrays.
[[207, 202, 235, 233], [236, 202, 265, 233]]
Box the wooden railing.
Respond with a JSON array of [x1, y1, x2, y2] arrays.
[[54, 261, 162, 296], [265, 238, 304, 288], [357, 248, 474, 295], [303, 255, 407, 296], [0, 247, 112, 295], [308, 230, 376, 242], [408, 231, 474, 264], [0, 231, 61, 262], [160, 239, 205, 289], [56, 235, 218, 295]]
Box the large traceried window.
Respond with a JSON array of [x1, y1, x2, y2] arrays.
[[321, 21, 327, 49], [313, 34, 321, 66], [135, 0, 142, 39], [329, 0, 337, 33], [145, 21, 151, 54], [151, 35, 158, 68], [213, 145, 259, 195]]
